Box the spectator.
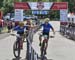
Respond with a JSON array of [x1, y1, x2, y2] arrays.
[[15, 21, 19, 27], [7, 21, 12, 33], [0, 19, 4, 33]]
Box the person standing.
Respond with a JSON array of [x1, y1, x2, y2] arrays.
[[0, 19, 4, 33]]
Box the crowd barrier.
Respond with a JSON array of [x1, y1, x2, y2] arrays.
[[26, 23, 41, 60], [60, 25, 75, 40]]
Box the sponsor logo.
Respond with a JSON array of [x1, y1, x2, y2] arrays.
[[37, 2, 44, 10]]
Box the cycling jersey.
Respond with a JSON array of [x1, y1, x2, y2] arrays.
[[41, 23, 53, 33], [13, 26, 26, 35]]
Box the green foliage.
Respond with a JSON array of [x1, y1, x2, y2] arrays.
[[62, 0, 75, 12], [0, 0, 4, 8], [0, 0, 14, 15]]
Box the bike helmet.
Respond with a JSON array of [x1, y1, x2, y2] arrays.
[[44, 18, 50, 23], [19, 22, 24, 27]]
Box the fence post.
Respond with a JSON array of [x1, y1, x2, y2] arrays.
[[34, 53, 38, 60], [26, 38, 30, 60]]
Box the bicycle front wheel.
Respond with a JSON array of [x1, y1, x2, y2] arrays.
[[13, 41, 21, 58]]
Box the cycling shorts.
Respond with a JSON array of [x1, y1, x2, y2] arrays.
[[42, 32, 49, 39], [17, 31, 24, 36]]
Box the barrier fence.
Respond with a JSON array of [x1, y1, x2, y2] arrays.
[[26, 24, 41, 60], [60, 25, 75, 40]]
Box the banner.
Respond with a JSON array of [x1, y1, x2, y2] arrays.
[[32, 10, 48, 14], [51, 2, 68, 10], [28, 2, 53, 10], [15, 9, 23, 21], [14, 2, 30, 10], [60, 10, 68, 22], [14, 2, 68, 10]]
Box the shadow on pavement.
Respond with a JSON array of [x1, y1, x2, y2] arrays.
[[12, 58, 27, 60], [50, 36, 55, 38], [12, 57, 21, 60], [38, 56, 53, 60], [12, 57, 53, 60]]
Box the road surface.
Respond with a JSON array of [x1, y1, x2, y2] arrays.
[[0, 21, 75, 60]]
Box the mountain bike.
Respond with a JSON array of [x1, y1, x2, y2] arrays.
[[11, 34, 23, 58], [39, 32, 55, 60], [41, 35, 48, 60], [39, 33, 48, 60]]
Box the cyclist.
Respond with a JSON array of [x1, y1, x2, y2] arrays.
[[39, 18, 55, 54], [12, 22, 30, 49]]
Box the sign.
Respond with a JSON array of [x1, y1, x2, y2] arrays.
[[15, 9, 23, 21], [32, 10, 38, 14], [28, 2, 53, 10], [41, 10, 48, 14], [14, 2, 30, 10], [60, 10, 68, 22], [60, 10, 68, 25], [32, 10, 48, 15], [14, 2, 68, 10], [51, 2, 68, 10], [37, 2, 44, 10]]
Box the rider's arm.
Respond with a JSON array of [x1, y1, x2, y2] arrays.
[[12, 26, 19, 31], [49, 24, 55, 34]]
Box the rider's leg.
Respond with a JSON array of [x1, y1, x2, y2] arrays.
[[39, 35, 42, 46], [0, 27, 2, 33], [20, 40, 23, 49], [45, 41, 48, 54], [20, 36, 23, 49], [23, 34, 26, 42], [44, 34, 49, 54]]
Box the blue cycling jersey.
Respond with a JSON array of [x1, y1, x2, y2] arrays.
[[41, 23, 53, 33], [13, 26, 26, 34]]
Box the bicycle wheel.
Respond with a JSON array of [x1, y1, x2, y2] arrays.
[[41, 41, 45, 60], [13, 41, 21, 58]]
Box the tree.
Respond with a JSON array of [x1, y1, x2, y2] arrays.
[[0, 0, 4, 8], [62, 0, 75, 12], [2, 0, 14, 15]]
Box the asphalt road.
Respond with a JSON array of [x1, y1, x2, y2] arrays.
[[0, 33, 10, 40], [0, 21, 75, 60]]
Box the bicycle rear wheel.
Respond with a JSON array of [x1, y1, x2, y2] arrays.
[[13, 41, 21, 58]]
